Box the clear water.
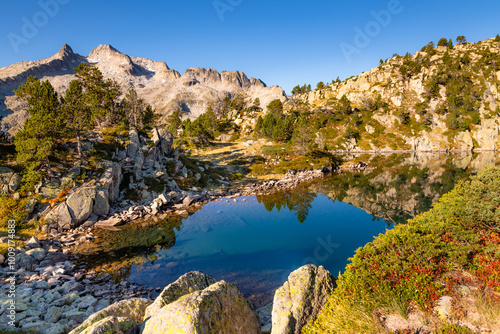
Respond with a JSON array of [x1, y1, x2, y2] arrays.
[[78, 152, 499, 306]]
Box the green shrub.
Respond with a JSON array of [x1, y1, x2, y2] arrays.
[[0, 195, 28, 228]]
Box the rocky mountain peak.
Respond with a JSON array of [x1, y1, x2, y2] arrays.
[[55, 44, 75, 60], [88, 44, 130, 63]]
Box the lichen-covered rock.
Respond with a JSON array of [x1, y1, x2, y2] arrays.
[[76, 316, 136, 334], [8, 173, 22, 193], [98, 160, 122, 203], [0, 167, 15, 194], [144, 271, 216, 319], [66, 189, 94, 224], [44, 305, 62, 323], [271, 264, 336, 334], [472, 118, 499, 150], [127, 128, 140, 159], [45, 202, 74, 230], [93, 189, 110, 216], [142, 281, 261, 334], [14, 252, 37, 270], [69, 298, 151, 334], [0, 168, 22, 194]]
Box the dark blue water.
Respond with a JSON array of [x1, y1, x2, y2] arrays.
[[126, 194, 389, 305]]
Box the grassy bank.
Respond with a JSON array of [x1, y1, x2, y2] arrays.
[[305, 166, 500, 333]]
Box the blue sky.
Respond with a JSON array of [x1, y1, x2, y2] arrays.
[[1, 0, 499, 94]]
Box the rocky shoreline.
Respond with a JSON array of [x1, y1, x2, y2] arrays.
[[0, 235, 154, 333], [90, 163, 372, 229]]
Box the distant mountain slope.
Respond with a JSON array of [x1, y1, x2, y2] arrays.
[[288, 37, 500, 152], [0, 44, 286, 135]]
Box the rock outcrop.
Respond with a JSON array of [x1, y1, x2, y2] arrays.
[[69, 298, 151, 334], [142, 280, 261, 334], [271, 264, 336, 334], [144, 271, 216, 319], [42, 159, 122, 231], [291, 38, 500, 152]]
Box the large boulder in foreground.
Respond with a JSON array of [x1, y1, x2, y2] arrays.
[[271, 264, 336, 334], [69, 298, 151, 334], [73, 316, 136, 334], [142, 281, 261, 334], [144, 271, 216, 319]]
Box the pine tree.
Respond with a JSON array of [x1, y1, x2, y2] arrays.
[[262, 113, 276, 138], [291, 85, 301, 95], [254, 116, 263, 136], [339, 95, 353, 115], [74, 63, 120, 127], [437, 38, 449, 47], [61, 80, 93, 160], [448, 38, 453, 49], [456, 35, 467, 44], [123, 88, 145, 128], [253, 97, 261, 109], [14, 76, 61, 182], [267, 99, 283, 117], [142, 105, 157, 129], [166, 110, 183, 135], [292, 115, 313, 155]]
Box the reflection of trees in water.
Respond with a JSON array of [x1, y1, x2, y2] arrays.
[[255, 153, 497, 225], [257, 187, 316, 223]]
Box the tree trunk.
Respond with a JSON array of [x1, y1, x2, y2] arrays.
[[45, 157, 55, 179]]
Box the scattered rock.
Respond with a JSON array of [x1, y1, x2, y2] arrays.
[[95, 217, 124, 228]]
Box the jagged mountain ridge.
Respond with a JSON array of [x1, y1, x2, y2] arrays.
[[0, 44, 286, 135]]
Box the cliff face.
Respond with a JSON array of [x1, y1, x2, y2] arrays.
[[0, 44, 286, 135], [292, 38, 500, 152]]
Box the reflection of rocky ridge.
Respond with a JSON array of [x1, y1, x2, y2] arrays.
[[0, 44, 286, 135], [308, 153, 498, 223]]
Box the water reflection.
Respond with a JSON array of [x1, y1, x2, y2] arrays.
[[74, 152, 498, 306]]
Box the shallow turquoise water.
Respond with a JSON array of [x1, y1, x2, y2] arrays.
[[128, 194, 389, 305]]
